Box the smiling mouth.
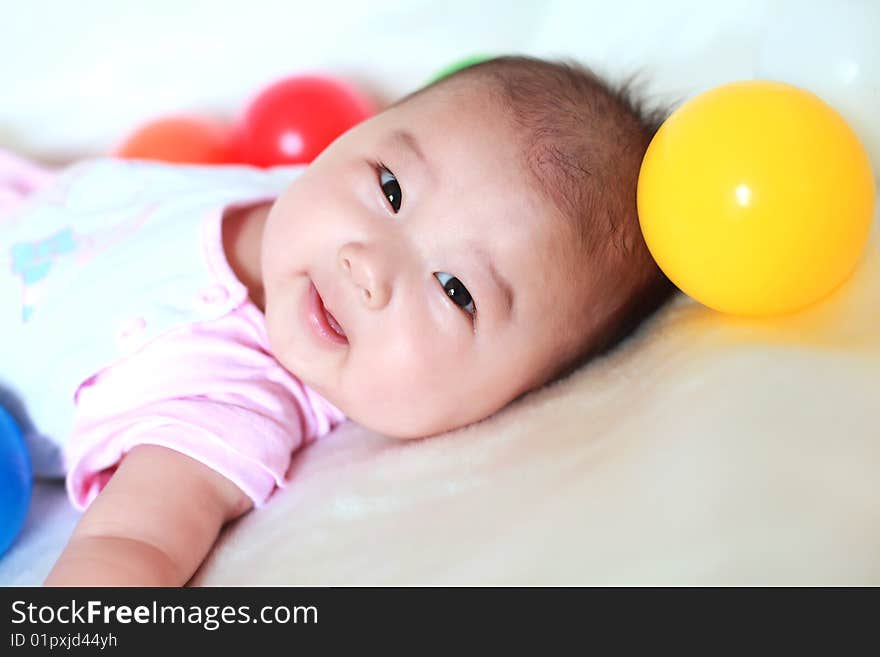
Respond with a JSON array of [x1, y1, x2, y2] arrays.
[[312, 281, 348, 341], [323, 306, 346, 338]]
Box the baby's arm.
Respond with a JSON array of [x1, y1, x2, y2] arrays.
[[45, 444, 252, 586]]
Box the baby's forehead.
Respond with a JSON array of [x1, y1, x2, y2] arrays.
[[387, 96, 533, 189], [402, 86, 577, 213], [381, 83, 584, 267], [390, 78, 520, 146]]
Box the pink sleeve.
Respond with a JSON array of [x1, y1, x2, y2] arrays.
[[65, 396, 305, 511], [58, 255, 341, 512]]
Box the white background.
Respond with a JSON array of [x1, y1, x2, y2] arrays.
[[2, 0, 875, 173]]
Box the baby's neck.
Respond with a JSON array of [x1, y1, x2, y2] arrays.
[[221, 201, 272, 312]]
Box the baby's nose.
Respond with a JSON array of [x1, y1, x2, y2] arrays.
[[339, 245, 391, 309]]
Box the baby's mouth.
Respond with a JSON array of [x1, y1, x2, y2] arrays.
[[315, 284, 347, 339], [323, 307, 346, 338]]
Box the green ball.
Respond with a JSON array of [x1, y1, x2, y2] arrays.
[[427, 54, 493, 85]]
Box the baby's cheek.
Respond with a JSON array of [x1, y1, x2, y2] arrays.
[[264, 305, 302, 368]]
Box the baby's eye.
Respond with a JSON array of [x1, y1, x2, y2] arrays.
[[378, 165, 402, 213], [434, 272, 475, 319]]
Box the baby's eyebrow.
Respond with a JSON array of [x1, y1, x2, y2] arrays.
[[390, 129, 431, 175], [469, 241, 514, 320]]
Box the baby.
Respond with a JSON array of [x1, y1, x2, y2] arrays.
[[1, 55, 675, 585]]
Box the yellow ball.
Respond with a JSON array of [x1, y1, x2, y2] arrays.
[[637, 80, 876, 316]]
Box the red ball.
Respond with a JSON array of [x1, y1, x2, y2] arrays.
[[235, 75, 375, 167], [114, 115, 236, 164]]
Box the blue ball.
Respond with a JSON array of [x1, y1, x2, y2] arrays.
[[0, 406, 32, 557]]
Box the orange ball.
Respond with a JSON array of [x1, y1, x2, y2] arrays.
[[114, 115, 236, 164]]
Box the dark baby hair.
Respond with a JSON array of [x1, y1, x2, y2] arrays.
[[403, 55, 680, 389]]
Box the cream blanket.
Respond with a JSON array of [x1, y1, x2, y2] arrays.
[[194, 212, 880, 586]]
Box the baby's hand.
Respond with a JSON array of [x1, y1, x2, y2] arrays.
[[45, 445, 252, 586]]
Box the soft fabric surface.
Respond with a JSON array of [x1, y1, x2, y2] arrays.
[[193, 212, 879, 586], [0, 480, 79, 586]]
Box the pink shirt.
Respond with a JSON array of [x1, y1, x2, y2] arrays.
[[1, 150, 347, 510], [66, 299, 347, 511], [64, 195, 347, 511]]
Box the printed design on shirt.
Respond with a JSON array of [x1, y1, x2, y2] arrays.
[[8, 204, 158, 322], [10, 227, 75, 321]]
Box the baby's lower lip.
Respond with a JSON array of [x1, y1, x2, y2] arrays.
[[324, 308, 346, 337], [306, 280, 348, 347]]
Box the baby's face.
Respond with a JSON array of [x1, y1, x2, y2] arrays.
[[261, 84, 586, 438]]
